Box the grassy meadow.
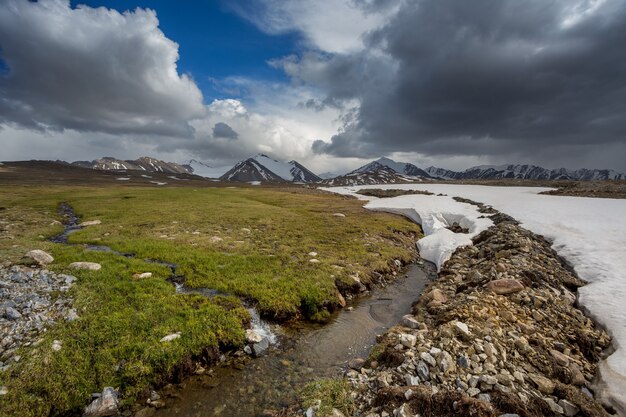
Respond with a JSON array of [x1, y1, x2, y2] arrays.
[[0, 184, 420, 416]]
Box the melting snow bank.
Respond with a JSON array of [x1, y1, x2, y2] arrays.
[[324, 184, 626, 414]]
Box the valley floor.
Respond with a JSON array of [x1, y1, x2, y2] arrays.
[[0, 184, 420, 416]]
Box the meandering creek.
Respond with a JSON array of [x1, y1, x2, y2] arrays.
[[51, 203, 436, 416]]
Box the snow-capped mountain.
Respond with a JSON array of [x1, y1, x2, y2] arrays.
[[183, 159, 230, 178], [220, 154, 321, 182], [321, 164, 423, 186], [353, 157, 433, 179], [425, 164, 626, 181], [73, 156, 190, 174]]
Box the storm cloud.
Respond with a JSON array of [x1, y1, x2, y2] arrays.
[[304, 0, 626, 168], [0, 0, 205, 137], [212, 122, 239, 139]]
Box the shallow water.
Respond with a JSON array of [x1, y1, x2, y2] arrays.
[[152, 263, 435, 417]]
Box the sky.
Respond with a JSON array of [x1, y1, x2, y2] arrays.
[[0, 0, 625, 174]]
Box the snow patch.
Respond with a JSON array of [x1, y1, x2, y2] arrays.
[[326, 183, 626, 413]]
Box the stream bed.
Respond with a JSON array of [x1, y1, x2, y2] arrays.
[[152, 263, 435, 417]]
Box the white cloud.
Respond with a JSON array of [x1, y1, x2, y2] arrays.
[[0, 0, 205, 136], [229, 0, 398, 53]]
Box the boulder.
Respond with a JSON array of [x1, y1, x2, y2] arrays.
[[426, 288, 447, 307], [348, 358, 366, 370], [132, 272, 152, 279], [486, 279, 524, 295], [3, 307, 22, 321], [332, 213, 346, 218], [69, 262, 101, 271], [401, 315, 421, 329], [83, 387, 118, 417], [25, 250, 54, 266]]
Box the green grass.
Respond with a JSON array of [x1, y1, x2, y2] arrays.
[[300, 378, 355, 417], [0, 184, 420, 416]]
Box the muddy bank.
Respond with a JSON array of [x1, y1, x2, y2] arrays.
[[343, 214, 614, 416]]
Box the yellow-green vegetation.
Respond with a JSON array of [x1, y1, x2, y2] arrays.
[[300, 378, 355, 417], [0, 185, 420, 416]]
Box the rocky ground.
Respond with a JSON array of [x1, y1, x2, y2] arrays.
[[343, 209, 614, 416], [0, 254, 78, 380]]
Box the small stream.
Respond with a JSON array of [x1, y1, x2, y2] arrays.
[[152, 264, 434, 417], [50, 203, 436, 416]]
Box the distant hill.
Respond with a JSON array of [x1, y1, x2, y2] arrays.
[[326, 156, 626, 183], [73, 156, 190, 175], [220, 154, 321, 183]]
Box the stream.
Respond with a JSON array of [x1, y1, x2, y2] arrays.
[[51, 203, 436, 416]]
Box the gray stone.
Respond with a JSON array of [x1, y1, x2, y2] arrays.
[[401, 315, 421, 329], [544, 398, 564, 414], [457, 355, 469, 368], [83, 387, 118, 417], [25, 250, 54, 266], [245, 329, 263, 344], [416, 361, 429, 381], [3, 307, 22, 320], [69, 262, 101, 271], [398, 333, 416, 348], [479, 375, 498, 385], [420, 352, 436, 367], [558, 399, 580, 417], [252, 337, 270, 357]]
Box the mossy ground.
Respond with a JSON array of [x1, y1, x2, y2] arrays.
[[300, 378, 355, 417], [0, 184, 420, 416]]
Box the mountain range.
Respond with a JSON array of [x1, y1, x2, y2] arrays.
[[70, 155, 625, 183]]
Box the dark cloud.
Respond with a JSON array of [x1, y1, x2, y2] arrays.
[[0, 0, 205, 137], [308, 0, 626, 169], [212, 122, 239, 139]]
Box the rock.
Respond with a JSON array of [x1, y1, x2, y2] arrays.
[[544, 398, 564, 414], [25, 250, 54, 265], [66, 309, 80, 321], [480, 375, 497, 385], [252, 337, 270, 357], [398, 333, 416, 348], [336, 291, 346, 307], [309, 259, 320, 263], [453, 321, 471, 338], [394, 403, 413, 417], [405, 375, 420, 386], [416, 361, 429, 381], [245, 329, 263, 344], [132, 272, 152, 279], [426, 288, 447, 307], [134, 408, 156, 417], [486, 279, 524, 295], [308, 252, 318, 257], [348, 358, 366, 370], [69, 262, 101, 271], [478, 393, 491, 402], [558, 399, 580, 417], [80, 220, 102, 226], [332, 213, 346, 217], [0, 386, 7, 395], [52, 340, 62, 351], [83, 387, 118, 417], [330, 409, 345, 417], [160, 332, 181, 343], [401, 315, 421, 329], [467, 387, 481, 397], [457, 355, 469, 368], [209, 236, 223, 243], [529, 374, 555, 395], [3, 306, 22, 320], [420, 352, 436, 367], [550, 349, 571, 366]]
